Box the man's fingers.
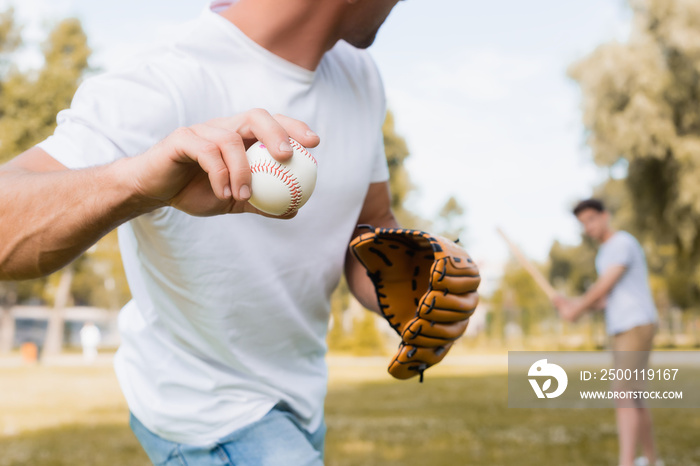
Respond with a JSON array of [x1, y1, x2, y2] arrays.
[[209, 109, 293, 162], [210, 109, 320, 162], [169, 127, 230, 200], [272, 113, 321, 149], [222, 134, 253, 202], [163, 110, 319, 209], [190, 124, 252, 202]]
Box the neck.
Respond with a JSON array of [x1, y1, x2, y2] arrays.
[[220, 0, 343, 71], [600, 228, 615, 243]]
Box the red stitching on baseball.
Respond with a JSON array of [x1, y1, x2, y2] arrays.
[[289, 138, 317, 166], [250, 161, 302, 215]]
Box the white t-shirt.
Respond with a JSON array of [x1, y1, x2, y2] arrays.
[[595, 231, 658, 335], [38, 7, 388, 445]]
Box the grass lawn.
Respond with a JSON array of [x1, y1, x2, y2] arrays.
[[0, 357, 698, 466]]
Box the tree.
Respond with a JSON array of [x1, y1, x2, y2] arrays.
[[569, 0, 700, 311], [71, 231, 131, 310], [382, 110, 430, 230], [0, 8, 20, 59], [548, 238, 598, 295], [491, 259, 554, 337], [42, 267, 73, 356], [0, 16, 90, 162], [434, 195, 466, 241]]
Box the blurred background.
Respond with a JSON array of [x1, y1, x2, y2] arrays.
[[1, 0, 699, 464]]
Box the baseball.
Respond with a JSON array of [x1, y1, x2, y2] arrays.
[[245, 138, 318, 216]]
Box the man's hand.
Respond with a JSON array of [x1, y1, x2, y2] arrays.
[[127, 109, 320, 217], [591, 296, 607, 310], [0, 110, 320, 279], [552, 265, 624, 324], [553, 295, 579, 322]]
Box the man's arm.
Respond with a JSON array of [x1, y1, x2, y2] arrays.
[[345, 181, 399, 313], [0, 147, 157, 280], [0, 110, 320, 280], [554, 265, 626, 322]]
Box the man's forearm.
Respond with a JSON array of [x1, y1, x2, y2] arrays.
[[571, 265, 626, 316], [0, 159, 159, 280], [346, 248, 381, 313], [345, 218, 400, 314], [344, 180, 399, 313], [577, 291, 603, 314]]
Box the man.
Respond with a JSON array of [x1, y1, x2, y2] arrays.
[[553, 198, 661, 466], [0, 0, 406, 463]]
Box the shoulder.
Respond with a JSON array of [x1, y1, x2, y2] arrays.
[[62, 52, 188, 148], [50, 45, 206, 163], [73, 28, 228, 128], [80, 10, 235, 102], [322, 41, 386, 116], [324, 41, 384, 92], [611, 231, 640, 249], [597, 231, 641, 265]]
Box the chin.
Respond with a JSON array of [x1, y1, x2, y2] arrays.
[[345, 31, 378, 49]]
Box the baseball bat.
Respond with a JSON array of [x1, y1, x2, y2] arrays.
[[497, 227, 558, 301]]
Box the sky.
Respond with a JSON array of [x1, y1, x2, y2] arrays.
[[0, 0, 632, 292]]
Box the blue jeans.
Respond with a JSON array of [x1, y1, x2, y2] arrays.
[[130, 405, 326, 465]]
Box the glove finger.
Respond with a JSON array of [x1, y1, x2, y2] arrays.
[[418, 290, 479, 322], [388, 343, 454, 380], [430, 257, 481, 293], [401, 318, 470, 347], [435, 235, 476, 263]]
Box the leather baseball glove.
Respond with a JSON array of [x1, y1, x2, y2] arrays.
[[349, 226, 480, 382]]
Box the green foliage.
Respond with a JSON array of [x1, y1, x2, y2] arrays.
[[328, 278, 352, 351], [0, 15, 91, 163], [434, 195, 465, 241], [489, 259, 553, 337], [327, 278, 386, 356], [0, 8, 20, 57], [382, 112, 410, 215], [71, 232, 131, 310], [569, 0, 700, 310], [548, 238, 598, 294], [349, 313, 386, 356], [327, 318, 387, 356], [382, 110, 429, 230]]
